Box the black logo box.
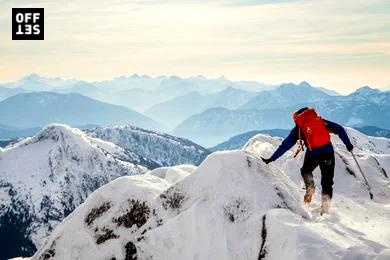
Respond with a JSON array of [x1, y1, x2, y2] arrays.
[[12, 8, 44, 40]]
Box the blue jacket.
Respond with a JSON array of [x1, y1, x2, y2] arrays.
[[270, 120, 352, 161]]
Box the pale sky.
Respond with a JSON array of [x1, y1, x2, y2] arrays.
[[0, 0, 389, 93]]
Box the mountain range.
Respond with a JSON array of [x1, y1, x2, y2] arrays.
[[0, 92, 160, 130], [145, 87, 258, 128], [145, 81, 340, 129], [0, 125, 147, 259], [0, 124, 210, 259], [1, 74, 85, 92], [1, 74, 277, 113], [2, 74, 389, 147], [2, 73, 389, 260], [239, 81, 331, 110], [174, 86, 390, 146], [30, 128, 390, 260]]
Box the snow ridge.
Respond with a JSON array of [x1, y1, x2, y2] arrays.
[[32, 128, 390, 260], [85, 125, 210, 167]]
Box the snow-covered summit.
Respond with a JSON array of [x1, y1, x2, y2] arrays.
[[0, 124, 148, 259], [32, 150, 309, 260], [32, 128, 390, 260], [26, 124, 88, 144]]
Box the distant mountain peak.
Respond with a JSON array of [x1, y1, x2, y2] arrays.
[[279, 81, 313, 90], [191, 75, 207, 80], [30, 124, 82, 144], [279, 82, 298, 89], [130, 73, 140, 79], [355, 86, 379, 94], [217, 75, 228, 81], [115, 74, 152, 80], [276, 82, 331, 97], [21, 73, 42, 81], [21, 74, 66, 82], [298, 81, 312, 87], [169, 75, 182, 81]]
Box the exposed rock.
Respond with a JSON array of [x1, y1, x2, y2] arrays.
[[160, 187, 187, 210], [124, 241, 137, 260], [85, 202, 111, 226], [114, 199, 150, 229], [95, 227, 119, 245]]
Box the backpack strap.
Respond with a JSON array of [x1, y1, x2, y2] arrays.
[[320, 118, 334, 135], [293, 128, 305, 158]]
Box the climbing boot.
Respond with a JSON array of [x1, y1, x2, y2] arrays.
[[320, 194, 332, 215], [304, 186, 315, 204]]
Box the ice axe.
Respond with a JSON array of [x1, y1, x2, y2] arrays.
[[351, 151, 373, 200]]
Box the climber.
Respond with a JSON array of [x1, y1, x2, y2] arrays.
[[261, 107, 353, 214]]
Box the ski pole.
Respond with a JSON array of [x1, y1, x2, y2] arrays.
[[351, 152, 373, 200]]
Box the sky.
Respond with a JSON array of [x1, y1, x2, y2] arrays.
[[0, 0, 389, 94]]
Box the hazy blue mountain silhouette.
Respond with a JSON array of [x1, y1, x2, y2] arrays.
[[0, 92, 160, 130], [239, 81, 331, 110], [173, 86, 390, 146], [146, 87, 257, 128]]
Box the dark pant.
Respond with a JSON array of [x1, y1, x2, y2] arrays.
[[300, 152, 335, 198]]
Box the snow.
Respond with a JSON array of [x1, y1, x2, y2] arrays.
[[86, 125, 210, 167], [31, 150, 306, 260], [27, 128, 390, 259], [147, 164, 196, 185], [0, 124, 147, 253], [243, 128, 390, 258]]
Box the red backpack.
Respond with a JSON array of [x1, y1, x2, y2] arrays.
[[293, 108, 330, 151]]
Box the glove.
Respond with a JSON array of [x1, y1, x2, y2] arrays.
[[261, 157, 273, 164], [346, 143, 354, 152]]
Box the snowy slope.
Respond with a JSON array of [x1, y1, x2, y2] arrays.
[[244, 127, 390, 202], [32, 128, 390, 259], [0, 125, 149, 260], [85, 125, 210, 167]]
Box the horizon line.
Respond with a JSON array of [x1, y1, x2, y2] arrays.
[[1, 72, 386, 95]]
